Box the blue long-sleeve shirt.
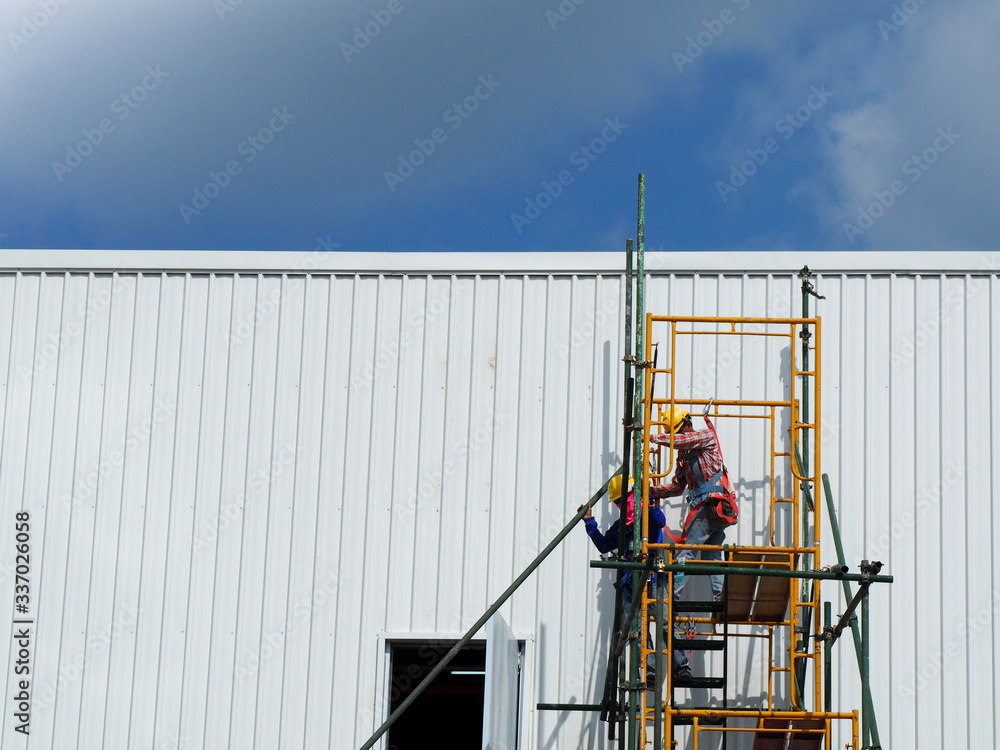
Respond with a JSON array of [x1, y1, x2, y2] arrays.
[[584, 502, 666, 593], [584, 503, 666, 555]]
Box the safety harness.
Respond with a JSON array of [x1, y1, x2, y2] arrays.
[[663, 416, 738, 543]]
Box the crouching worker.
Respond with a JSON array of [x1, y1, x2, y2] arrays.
[[581, 474, 668, 683]]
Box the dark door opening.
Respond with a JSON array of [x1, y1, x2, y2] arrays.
[[386, 642, 487, 750]]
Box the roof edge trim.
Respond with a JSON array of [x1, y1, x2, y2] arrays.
[[1, 250, 997, 275]]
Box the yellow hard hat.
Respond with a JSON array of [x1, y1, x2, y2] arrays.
[[664, 408, 691, 434], [608, 475, 634, 503]]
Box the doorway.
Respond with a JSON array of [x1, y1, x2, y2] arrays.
[[386, 641, 488, 750]]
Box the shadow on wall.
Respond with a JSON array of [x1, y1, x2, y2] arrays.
[[601, 340, 618, 482]]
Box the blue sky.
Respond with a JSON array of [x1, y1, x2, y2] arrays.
[[1, 1, 997, 252]]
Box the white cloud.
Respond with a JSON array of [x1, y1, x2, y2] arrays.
[[2, 1, 997, 250], [812, 2, 1000, 248], [0, 3, 835, 235]]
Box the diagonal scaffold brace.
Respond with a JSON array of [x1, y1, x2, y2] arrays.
[[358, 470, 622, 750]]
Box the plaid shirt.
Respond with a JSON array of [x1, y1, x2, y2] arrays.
[[651, 425, 726, 503]]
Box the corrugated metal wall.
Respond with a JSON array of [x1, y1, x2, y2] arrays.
[[0, 252, 997, 749]]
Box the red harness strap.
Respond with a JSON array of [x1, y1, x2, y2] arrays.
[[662, 415, 729, 543], [663, 505, 700, 543]]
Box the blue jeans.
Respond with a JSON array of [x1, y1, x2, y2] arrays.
[[673, 503, 726, 671]]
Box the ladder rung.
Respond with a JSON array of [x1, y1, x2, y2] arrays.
[[674, 638, 724, 652], [673, 715, 726, 726], [792, 370, 816, 376], [673, 675, 725, 689], [673, 601, 724, 614]]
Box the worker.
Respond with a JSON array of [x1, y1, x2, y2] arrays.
[[582, 474, 667, 683], [652, 407, 733, 680]]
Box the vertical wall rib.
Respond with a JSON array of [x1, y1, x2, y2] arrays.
[[0, 263, 996, 750]]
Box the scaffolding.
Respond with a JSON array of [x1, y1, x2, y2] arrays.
[[358, 175, 891, 750], [583, 175, 891, 750]]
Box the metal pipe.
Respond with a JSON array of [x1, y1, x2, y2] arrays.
[[799, 267, 812, 537], [633, 175, 645, 560], [649, 315, 818, 324], [612, 560, 654, 661], [666, 709, 857, 719], [601, 585, 625, 723], [617, 631, 625, 750], [629, 172, 646, 750], [602, 237, 633, 738], [830, 584, 872, 643], [654, 552, 664, 750], [622, 237, 634, 565], [824, 602, 832, 713], [358, 472, 619, 750], [590, 559, 893, 584], [822, 475, 882, 748], [862, 571, 871, 749], [537, 703, 603, 712]]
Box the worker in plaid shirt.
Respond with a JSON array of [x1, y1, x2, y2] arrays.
[[651, 408, 729, 679]]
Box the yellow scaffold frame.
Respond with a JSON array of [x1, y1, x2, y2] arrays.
[[636, 315, 836, 749]]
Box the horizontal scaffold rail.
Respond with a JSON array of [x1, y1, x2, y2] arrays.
[[666, 709, 856, 720], [649, 315, 819, 325], [590, 559, 893, 584], [647, 398, 795, 410], [645, 544, 814, 553]]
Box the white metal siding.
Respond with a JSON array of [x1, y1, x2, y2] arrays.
[[0, 252, 997, 750]]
